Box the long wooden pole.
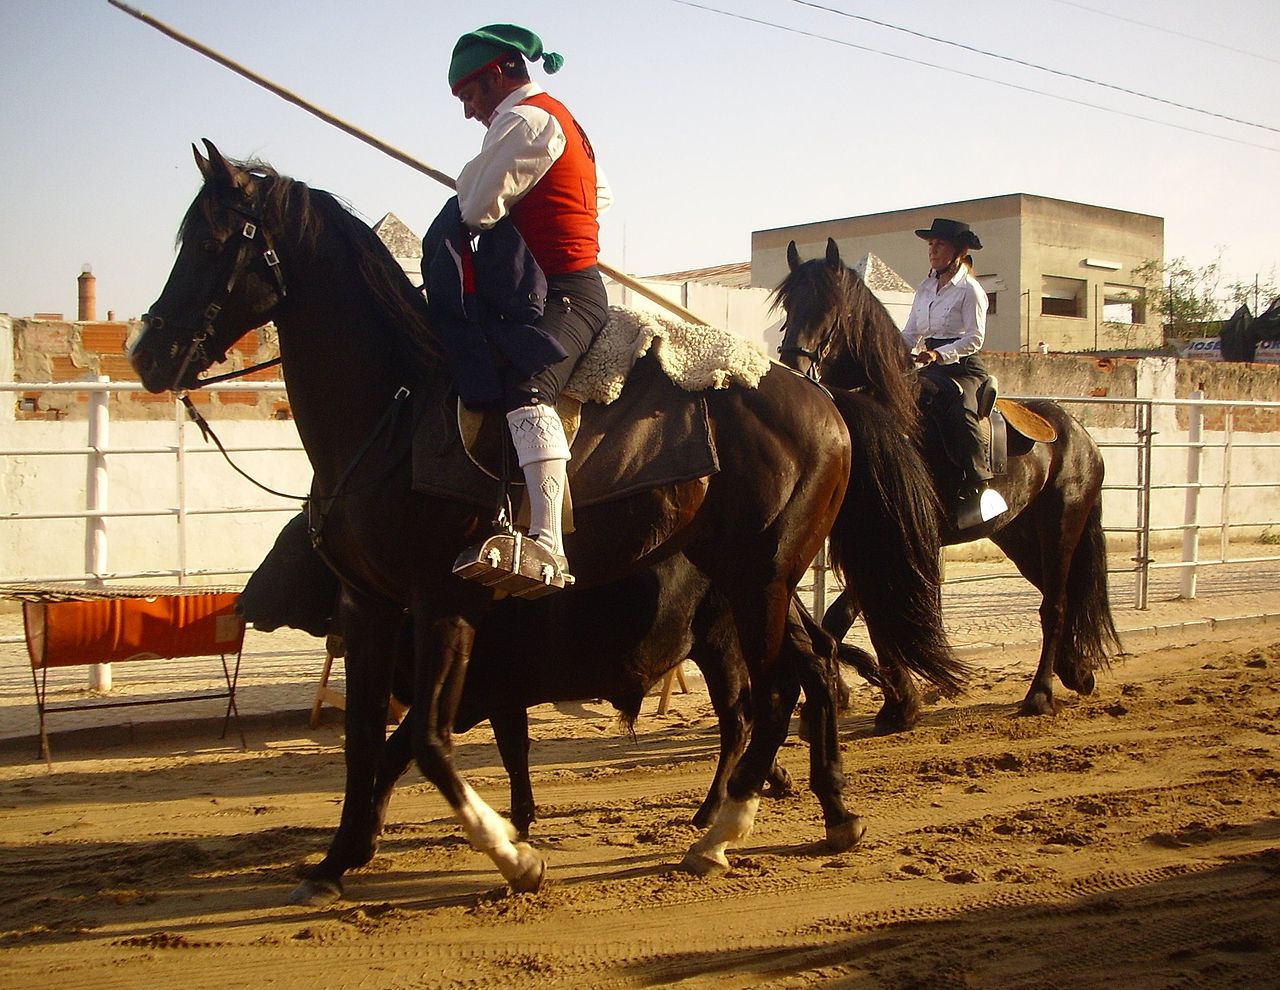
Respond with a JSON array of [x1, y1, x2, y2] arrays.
[[107, 0, 710, 326]]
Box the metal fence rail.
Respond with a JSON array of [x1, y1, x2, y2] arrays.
[[3, 381, 1279, 620], [1043, 393, 1280, 609], [1, 379, 303, 587], [806, 393, 1280, 616]]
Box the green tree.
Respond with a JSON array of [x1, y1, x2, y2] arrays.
[[1131, 256, 1225, 342], [1225, 269, 1280, 315]]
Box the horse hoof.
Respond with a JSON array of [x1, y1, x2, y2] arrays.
[[1065, 669, 1097, 696], [825, 815, 867, 852], [873, 703, 921, 735], [763, 765, 794, 799], [1054, 660, 1096, 696], [680, 850, 729, 878], [287, 877, 343, 906], [508, 843, 545, 894], [1020, 691, 1057, 716]]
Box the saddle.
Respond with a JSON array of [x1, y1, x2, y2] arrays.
[[924, 375, 1057, 481], [411, 352, 722, 596]]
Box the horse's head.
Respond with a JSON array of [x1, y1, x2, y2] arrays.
[[773, 237, 853, 381], [772, 238, 922, 431], [129, 140, 290, 392]]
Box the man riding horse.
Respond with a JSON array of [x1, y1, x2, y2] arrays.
[[428, 24, 612, 587]]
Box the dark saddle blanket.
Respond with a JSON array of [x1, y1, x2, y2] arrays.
[[411, 351, 720, 511]]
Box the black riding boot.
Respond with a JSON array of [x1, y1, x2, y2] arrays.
[[952, 411, 1005, 530]]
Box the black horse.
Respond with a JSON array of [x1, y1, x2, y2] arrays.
[[129, 142, 881, 903], [775, 239, 1120, 725], [238, 514, 831, 835]]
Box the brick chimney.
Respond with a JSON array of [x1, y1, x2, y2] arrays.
[[78, 264, 97, 321]]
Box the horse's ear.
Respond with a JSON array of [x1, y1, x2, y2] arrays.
[[198, 138, 254, 197], [787, 241, 800, 272], [825, 237, 842, 269], [192, 142, 211, 179]]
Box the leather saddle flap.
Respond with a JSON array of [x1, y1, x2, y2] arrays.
[[412, 352, 720, 510], [995, 398, 1058, 443]]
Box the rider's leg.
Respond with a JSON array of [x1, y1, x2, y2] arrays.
[[955, 376, 993, 485], [503, 267, 609, 571], [506, 403, 570, 558]]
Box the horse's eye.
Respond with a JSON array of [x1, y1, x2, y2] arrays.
[[200, 239, 221, 254]]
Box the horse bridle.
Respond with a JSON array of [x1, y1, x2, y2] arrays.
[[778, 317, 840, 383], [144, 194, 413, 554], [141, 200, 288, 392]]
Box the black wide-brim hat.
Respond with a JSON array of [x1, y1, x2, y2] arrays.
[[914, 218, 982, 250]]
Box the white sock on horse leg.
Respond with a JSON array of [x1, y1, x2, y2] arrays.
[[686, 795, 761, 869]]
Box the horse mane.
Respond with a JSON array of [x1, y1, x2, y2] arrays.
[[179, 157, 441, 372], [773, 260, 921, 436]]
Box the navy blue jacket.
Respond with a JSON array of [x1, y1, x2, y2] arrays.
[[422, 198, 568, 406]]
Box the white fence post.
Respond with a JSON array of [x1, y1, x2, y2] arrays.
[[1179, 390, 1204, 598], [1220, 409, 1234, 563], [86, 376, 112, 692], [175, 395, 189, 585], [1134, 400, 1154, 610]]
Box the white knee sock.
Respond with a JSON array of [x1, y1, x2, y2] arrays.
[[506, 405, 571, 557]]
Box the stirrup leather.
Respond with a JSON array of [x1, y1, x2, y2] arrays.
[[452, 530, 575, 599]]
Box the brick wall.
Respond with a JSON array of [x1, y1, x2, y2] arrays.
[[985, 351, 1280, 432], [10, 317, 290, 421], [9, 316, 1278, 429]]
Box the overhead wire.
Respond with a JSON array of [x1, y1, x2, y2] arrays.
[[668, 0, 1280, 154], [787, 0, 1279, 135], [1044, 0, 1280, 67]]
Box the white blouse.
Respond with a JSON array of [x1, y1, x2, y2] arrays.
[[900, 266, 988, 364]]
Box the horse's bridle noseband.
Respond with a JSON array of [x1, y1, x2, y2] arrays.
[[778, 320, 838, 382], [140, 199, 288, 392]]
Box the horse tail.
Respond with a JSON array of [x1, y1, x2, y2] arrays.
[[824, 389, 969, 696], [1062, 499, 1122, 671]]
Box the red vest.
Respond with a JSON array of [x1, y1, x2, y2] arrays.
[[511, 92, 600, 275]]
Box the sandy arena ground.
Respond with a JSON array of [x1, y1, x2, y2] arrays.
[[1, 620, 1278, 989]]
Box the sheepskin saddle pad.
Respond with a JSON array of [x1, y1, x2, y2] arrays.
[[412, 307, 770, 512]]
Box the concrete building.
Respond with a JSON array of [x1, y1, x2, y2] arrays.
[[751, 194, 1164, 353]]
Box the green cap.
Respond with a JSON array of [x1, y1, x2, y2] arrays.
[[448, 24, 564, 93]]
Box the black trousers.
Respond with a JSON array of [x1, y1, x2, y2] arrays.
[[920, 338, 992, 484], [503, 265, 609, 412]]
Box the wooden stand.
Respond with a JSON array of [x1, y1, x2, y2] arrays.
[[309, 634, 408, 729], [655, 662, 690, 715]]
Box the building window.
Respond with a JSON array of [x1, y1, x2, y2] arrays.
[[975, 274, 1002, 315], [1103, 283, 1146, 325], [1041, 275, 1087, 318]]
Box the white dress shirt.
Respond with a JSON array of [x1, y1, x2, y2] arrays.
[[900, 266, 989, 363], [455, 82, 613, 232]]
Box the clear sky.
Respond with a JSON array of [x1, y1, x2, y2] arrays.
[[1, 0, 1277, 322]]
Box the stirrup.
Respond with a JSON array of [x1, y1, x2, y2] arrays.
[[452, 531, 575, 599], [953, 483, 1007, 531]]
